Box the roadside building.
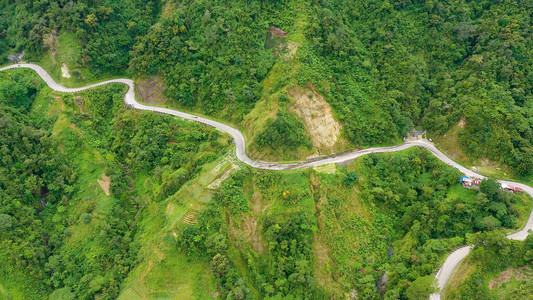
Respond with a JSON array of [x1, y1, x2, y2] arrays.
[[460, 176, 481, 189], [460, 176, 472, 188], [501, 183, 523, 194]]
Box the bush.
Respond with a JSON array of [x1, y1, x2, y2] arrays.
[[0, 213, 14, 230], [479, 216, 502, 231], [255, 110, 311, 151], [278, 94, 289, 103], [343, 171, 359, 185], [81, 213, 92, 224], [406, 276, 436, 300]]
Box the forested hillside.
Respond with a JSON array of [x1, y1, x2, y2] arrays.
[[443, 231, 533, 299], [1, 67, 530, 299], [173, 148, 531, 299], [130, 0, 532, 174], [306, 0, 533, 175], [0, 0, 157, 74], [2, 0, 531, 175], [0, 69, 229, 299], [1, 0, 533, 299]]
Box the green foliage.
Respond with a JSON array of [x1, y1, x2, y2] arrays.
[[1, 1, 532, 298], [480, 179, 501, 199], [406, 275, 436, 300], [213, 175, 249, 214], [361, 150, 520, 236], [310, 148, 527, 298], [0, 71, 41, 111], [301, 0, 533, 174], [48, 287, 75, 300], [4, 0, 530, 175], [255, 110, 312, 151], [0, 102, 74, 297], [130, 0, 291, 120], [479, 216, 501, 231], [81, 213, 92, 224], [449, 232, 533, 299], [0, 214, 13, 230], [343, 171, 359, 185], [176, 148, 528, 299], [1, 0, 157, 73], [0, 69, 227, 299], [178, 169, 321, 299]]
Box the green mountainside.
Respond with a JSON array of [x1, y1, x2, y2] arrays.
[[442, 230, 533, 299], [2, 0, 532, 171], [1, 0, 532, 299]]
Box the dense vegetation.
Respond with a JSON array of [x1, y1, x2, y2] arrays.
[[254, 110, 312, 152], [0, 69, 227, 299], [0, 0, 157, 73], [178, 169, 321, 299], [1, 0, 533, 299], [0, 94, 72, 300], [2, 0, 531, 174], [175, 148, 529, 299], [129, 0, 292, 121], [303, 0, 533, 173], [446, 231, 533, 299]]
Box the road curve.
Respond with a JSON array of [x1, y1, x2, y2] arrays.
[[1, 63, 532, 298]]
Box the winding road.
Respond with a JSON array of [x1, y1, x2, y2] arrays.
[[1, 63, 532, 299]]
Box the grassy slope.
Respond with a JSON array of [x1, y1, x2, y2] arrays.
[[0, 266, 45, 300], [28, 29, 126, 87], [0, 81, 122, 299], [51, 87, 231, 299], [312, 162, 373, 297], [0, 67, 232, 298], [237, 0, 356, 161], [168, 147, 532, 298], [434, 121, 533, 187], [118, 155, 237, 299], [443, 258, 532, 299], [242, 1, 314, 161], [489, 266, 533, 299], [441, 261, 476, 299]]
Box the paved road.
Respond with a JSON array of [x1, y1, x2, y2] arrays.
[[2, 63, 532, 299]]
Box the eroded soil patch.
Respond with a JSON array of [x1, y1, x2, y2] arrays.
[[288, 87, 341, 149], [61, 63, 71, 78], [97, 173, 111, 196], [489, 265, 532, 290], [137, 76, 165, 104]]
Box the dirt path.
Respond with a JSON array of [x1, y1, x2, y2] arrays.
[[2, 63, 532, 299]]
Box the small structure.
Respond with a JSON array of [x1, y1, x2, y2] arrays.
[[460, 176, 472, 188], [501, 183, 523, 194], [460, 176, 481, 189], [461, 177, 523, 194]]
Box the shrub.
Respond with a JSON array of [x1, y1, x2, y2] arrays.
[[81, 213, 92, 224], [255, 110, 311, 151]]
